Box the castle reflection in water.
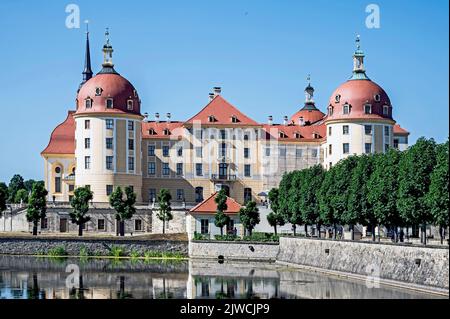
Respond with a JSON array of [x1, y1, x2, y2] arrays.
[[0, 256, 441, 299]]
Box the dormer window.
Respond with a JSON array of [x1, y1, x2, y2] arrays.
[[364, 104, 372, 114], [383, 105, 389, 116], [85, 98, 92, 109], [335, 94, 341, 103], [106, 98, 114, 109], [312, 132, 320, 139], [95, 87, 103, 96], [148, 128, 157, 135], [328, 105, 334, 116], [374, 94, 381, 102], [298, 117, 304, 126], [294, 132, 302, 139], [163, 129, 171, 136], [127, 100, 134, 110], [343, 103, 350, 115], [133, 90, 138, 98], [231, 115, 238, 123], [279, 131, 286, 138], [208, 115, 216, 123]]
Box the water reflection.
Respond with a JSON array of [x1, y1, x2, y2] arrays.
[[0, 256, 443, 299]]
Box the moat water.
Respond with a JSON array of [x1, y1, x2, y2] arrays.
[[0, 256, 443, 299]]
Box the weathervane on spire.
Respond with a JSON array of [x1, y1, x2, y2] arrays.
[[101, 27, 116, 71], [307, 74, 311, 86], [305, 74, 314, 104], [356, 34, 361, 50], [84, 20, 89, 34], [105, 27, 110, 45]]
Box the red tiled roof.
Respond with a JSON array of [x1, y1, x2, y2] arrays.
[[262, 123, 327, 142], [290, 108, 325, 125], [41, 111, 76, 155], [393, 124, 409, 135], [189, 192, 242, 214], [142, 121, 184, 139], [185, 95, 259, 126]]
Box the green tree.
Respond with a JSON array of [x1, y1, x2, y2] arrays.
[[346, 155, 374, 240], [69, 187, 93, 236], [26, 182, 48, 236], [287, 171, 305, 236], [367, 150, 402, 241], [24, 180, 37, 192], [299, 165, 325, 238], [426, 140, 449, 244], [397, 137, 437, 245], [8, 174, 25, 203], [157, 188, 173, 234], [278, 172, 293, 232], [318, 167, 339, 238], [239, 201, 260, 236], [0, 182, 8, 201], [267, 188, 285, 235], [14, 189, 29, 204], [214, 189, 230, 236], [109, 186, 136, 236], [0, 186, 7, 216]]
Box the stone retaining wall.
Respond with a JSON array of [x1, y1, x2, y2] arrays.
[[277, 237, 449, 290], [0, 237, 188, 256], [189, 241, 279, 261]]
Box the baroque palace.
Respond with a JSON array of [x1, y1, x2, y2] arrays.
[[14, 31, 409, 236]]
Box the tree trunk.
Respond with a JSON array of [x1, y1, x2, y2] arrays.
[[273, 225, 277, 236], [350, 224, 355, 241], [78, 224, 83, 237], [304, 224, 308, 237], [377, 225, 381, 242], [406, 225, 409, 242], [292, 224, 296, 236], [33, 221, 38, 236], [439, 226, 443, 245], [162, 220, 166, 234], [333, 224, 337, 240], [317, 224, 321, 239], [249, 228, 252, 237], [120, 221, 125, 237], [220, 227, 223, 236], [372, 225, 376, 242], [423, 223, 427, 246]]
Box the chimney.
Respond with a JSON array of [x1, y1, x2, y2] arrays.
[[283, 116, 288, 125], [209, 93, 215, 102], [268, 115, 273, 125], [213, 87, 222, 96], [155, 112, 160, 123], [166, 112, 171, 123]]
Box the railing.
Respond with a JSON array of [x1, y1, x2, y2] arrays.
[[211, 174, 237, 181]]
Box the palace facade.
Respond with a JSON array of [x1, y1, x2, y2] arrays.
[[35, 32, 409, 235]]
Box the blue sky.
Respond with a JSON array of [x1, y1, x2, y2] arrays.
[[0, 0, 448, 182]]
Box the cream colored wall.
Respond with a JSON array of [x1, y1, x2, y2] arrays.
[[42, 155, 76, 202]]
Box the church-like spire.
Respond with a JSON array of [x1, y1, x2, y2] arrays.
[[350, 35, 370, 80], [305, 74, 315, 105], [82, 21, 93, 83], [98, 28, 119, 74]]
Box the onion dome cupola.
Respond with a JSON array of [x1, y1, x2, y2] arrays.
[[75, 28, 141, 116], [290, 75, 325, 126], [326, 36, 393, 122]]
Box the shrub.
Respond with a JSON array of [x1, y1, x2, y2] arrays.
[[48, 246, 68, 257], [109, 246, 124, 258], [79, 245, 90, 257], [193, 232, 209, 240], [130, 249, 141, 259]]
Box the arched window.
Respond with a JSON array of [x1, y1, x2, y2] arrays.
[[54, 166, 62, 193], [195, 187, 204, 203], [244, 188, 252, 204]]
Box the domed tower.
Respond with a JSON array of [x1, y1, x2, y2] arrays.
[[323, 36, 396, 169], [74, 29, 144, 202], [290, 75, 325, 126]]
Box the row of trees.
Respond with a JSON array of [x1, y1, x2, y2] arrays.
[[267, 137, 449, 245], [0, 174, 42, 205]]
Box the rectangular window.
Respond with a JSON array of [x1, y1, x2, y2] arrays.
[[384, 126, 390, 136], [220, 129, 226, 140], [127, 100, 134, 111], [162, 145, 170, 157], [106, 156, 114, 170], [106, 98, 114, 109], [128, 157, 135, 171], [364, 104, 372, 114], [148, 162, 156, 175], [365, 125, 372, 135], [85, 156, 91, 169], [343, 143, 350, 154], [365, 143, 372, 154], [328, 127, 332, 136], [244, 188, 252, 203], [200, 219, 209, 235], [98, 219, 105, 231], [148, 144, 155, 156], [128, 121, 134, 131], [176, 163, 183, 176], [106, 138, 113, 150], [244, 164, 251, 177], [220, 143, 227, 157], [279, 147, 286, 157], [106, 185, 113, 196], [195, 147, 202, 158], [85, 138, 90, 149], [343, 125, 349, 135], [385, 144, 390, 152], [394, 139, 399, 149], [177, 147, 183, 157], [162, 163, 170, 176], [196, 163, 203, 176], [295, 148, 303, 158], [106, 119, 114, 130], [85, 120, 90, 129], [41, 217, 48, 229], [55, 177, 61, 193], [128, 139, 134, 151], [176, 189, 184, 201], [135, 219, 142, 231], [383, 105, 389, 116], [328, 145, 332, 155], [68, 184, 75, 192], [311, 149, 318, 158], [195, 130, 203, 140], [343, 104, 350, 114], [85, 99, 92, 109], [244, 148, 250, 159], [148, 188, 157, 201], [265, 147, 270, 157], [85, 185, 91, 191]]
